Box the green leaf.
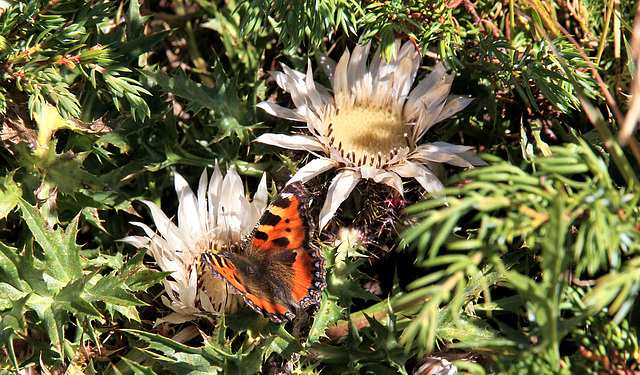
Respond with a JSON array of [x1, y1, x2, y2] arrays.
[[55, 276, 102, 318], [142, 70, 243, 120], [5, 198, 148, 359], [0, 241, 29, 299], [28, 292, 70, 352], [436, 310, 498, 344], [0, 295, 28, 371], [83, 250, 151, 322], [114, 356, 158, 375], [0, 170, 21, 220], [86, 272, 147, 322], [18, 198, 83, 283], [123, 329, 224, 374], [308, 290, 343, 344]]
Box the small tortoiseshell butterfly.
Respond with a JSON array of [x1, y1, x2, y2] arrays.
[[202, 182, 326, 323]]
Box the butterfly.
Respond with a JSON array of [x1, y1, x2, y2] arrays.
[[202, 181, 326, 323]]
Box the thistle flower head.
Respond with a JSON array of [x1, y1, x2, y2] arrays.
[[122, 164, 268, 324], [257, 40, 486, 229]]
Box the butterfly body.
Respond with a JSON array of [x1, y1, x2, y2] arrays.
[[203, 182, 326, 323]]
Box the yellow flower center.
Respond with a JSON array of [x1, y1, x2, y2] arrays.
[[326, 105, 407, 167]]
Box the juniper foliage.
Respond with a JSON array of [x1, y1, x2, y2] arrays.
[[0, 0, 638, 374]]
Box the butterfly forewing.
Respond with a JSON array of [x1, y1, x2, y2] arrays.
[[202, 252, 248, 294], [249, 187, 307, 256]]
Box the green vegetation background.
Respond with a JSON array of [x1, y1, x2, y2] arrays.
[[0, 0, 639, 373]]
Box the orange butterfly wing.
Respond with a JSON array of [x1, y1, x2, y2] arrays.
[[204, 182, 326, 323], [203, 251, 293, 321]]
